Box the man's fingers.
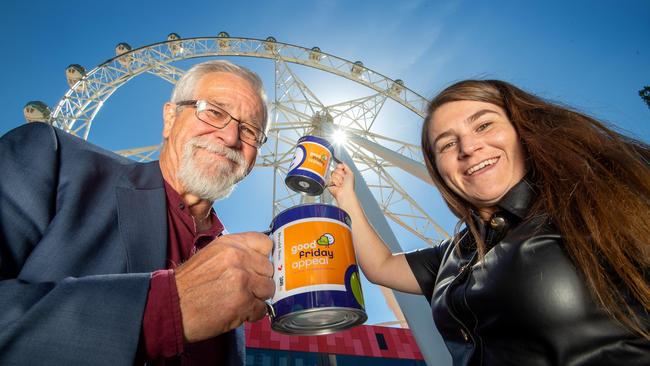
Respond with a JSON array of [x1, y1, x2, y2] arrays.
[[246, 300, 269, 323], [250, 274, 275, 300], [220, 232, 273, 256], [246, 251, 274, 278]]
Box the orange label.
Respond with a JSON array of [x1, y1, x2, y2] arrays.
[[298, 142, 331, 178], [283, 219, 354, 291]]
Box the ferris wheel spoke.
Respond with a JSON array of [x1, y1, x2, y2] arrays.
[[342, 126, 423, 162], [273, 183, 304, 213], [256, 152, 292, 167], [273, 103, 316, 125], [258, 128, 308, 167], [274, 59, 326, 118], [346, 133, 432, 186], [115, 145, 161, 161], [352, 149, 448, 245], [326, 92, 388, 131], [333, 126, 425, 177], [70, 121, 91, 136], [267, 123, 312, 132]]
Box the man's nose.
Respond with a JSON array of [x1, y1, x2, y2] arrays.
[[212, 120, 241, 147]]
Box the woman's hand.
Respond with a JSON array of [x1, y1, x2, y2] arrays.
[[328, 163, 356, 208], [326, 162, 422, 294]]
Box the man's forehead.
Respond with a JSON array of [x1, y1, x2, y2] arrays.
[[193, 72, 265, 121], [195, 74, 257, 97], [196, 72, 255, 89]]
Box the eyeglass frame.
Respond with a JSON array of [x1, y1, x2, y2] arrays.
[[175, 99, 267, 148]]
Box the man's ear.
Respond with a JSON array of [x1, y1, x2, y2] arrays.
[[162, 102, 176, 139]]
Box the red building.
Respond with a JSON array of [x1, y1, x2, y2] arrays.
[[245, 318, 425, 365]]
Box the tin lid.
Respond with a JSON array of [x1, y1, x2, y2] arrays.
[[269, 203, 351, 232], [271, 307, 367, 335], [298, 135, 333, 151]]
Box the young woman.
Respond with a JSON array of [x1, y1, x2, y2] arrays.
[[328, 80, 650, 365]]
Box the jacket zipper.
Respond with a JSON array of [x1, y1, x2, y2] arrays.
[[462, 263, 483, 365], [445, 251, 479, 348]]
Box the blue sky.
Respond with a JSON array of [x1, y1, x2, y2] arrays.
[[2, 0, 648, 327]]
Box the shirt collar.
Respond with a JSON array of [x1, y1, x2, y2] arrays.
[[163, 180, 225, 236]]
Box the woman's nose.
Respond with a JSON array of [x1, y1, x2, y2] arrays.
[[458, 136, 481, 158]]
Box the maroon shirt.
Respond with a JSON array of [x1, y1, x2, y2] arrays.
[[139, 181, 227, 365]]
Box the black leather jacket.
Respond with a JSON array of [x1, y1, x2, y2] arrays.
[[405, 179, 649, 365]]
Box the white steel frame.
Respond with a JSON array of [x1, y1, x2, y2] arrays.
[[52, 36, 448, 246], [49, 36, 452, 365]]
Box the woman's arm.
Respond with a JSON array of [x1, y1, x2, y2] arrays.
[[328, 163, 422, 294]]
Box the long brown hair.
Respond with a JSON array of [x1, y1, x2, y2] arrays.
[[421, 80, 650, 339]]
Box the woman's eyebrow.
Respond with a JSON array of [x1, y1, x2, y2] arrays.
[[466, 109, 500, 124]]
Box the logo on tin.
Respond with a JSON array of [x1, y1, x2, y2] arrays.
[[316, 233, 334, 247], [288, 146, 305, 171]]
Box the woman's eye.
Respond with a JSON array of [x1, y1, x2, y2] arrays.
[[439, 140, 456, 152], [476, 121, 492, 132]]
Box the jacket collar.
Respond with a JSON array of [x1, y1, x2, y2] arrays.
[[465, 178, 537, 247], [119, 160, 166, 190], [495, 178, 536, 220], [116, 161, 168, 272], [469, 178, 536, 223]]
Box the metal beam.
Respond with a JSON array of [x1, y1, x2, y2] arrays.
[[348, 134, 434, 186]]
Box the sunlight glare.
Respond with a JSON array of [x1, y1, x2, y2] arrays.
[[331, 128, 347, 144]]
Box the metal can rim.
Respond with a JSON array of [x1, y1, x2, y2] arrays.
[[270, 306, 367, 335], [269, 203, 349, 232]]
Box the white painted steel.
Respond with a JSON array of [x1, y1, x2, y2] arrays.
[[46, 35, 452, 366]]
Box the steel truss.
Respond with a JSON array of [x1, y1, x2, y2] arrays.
[[51, 35, 448, 246], [48, 34, 451, 366]]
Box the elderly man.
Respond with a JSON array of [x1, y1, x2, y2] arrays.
[[0, 60, 274, 365]]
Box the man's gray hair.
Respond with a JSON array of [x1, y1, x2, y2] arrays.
[[171, 60, 269, 131]]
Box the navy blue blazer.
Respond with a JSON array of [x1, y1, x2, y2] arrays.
[[0, 123, 244, 365]]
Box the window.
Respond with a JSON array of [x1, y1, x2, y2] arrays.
[[375, 333, 388, 350]]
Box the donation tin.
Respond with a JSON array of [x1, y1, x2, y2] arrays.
[[285, 135, 335, 196], [269, 203, 367, 335]]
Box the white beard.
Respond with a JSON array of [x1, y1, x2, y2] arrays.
[[177, 136, 249, 202]]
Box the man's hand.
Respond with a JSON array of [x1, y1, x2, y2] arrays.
[[174, 232, 274, 343]]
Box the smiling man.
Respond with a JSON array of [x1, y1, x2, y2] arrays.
[[0, 60, 274, 365]]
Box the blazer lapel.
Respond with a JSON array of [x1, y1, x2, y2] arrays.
[[116, 161, 168, 272]]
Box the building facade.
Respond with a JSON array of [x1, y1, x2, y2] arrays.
[[245, 319, 425, 365]]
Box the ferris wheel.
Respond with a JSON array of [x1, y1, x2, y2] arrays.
[[25, 33, 450, 365], [28, 33, 448, 246]]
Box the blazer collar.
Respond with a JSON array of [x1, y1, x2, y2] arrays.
[[116, 161, 168, 272]]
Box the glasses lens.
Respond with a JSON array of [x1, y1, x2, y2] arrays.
[[238, 123, 258, 139], [198, 107, 230, 128], [196, 100, 266, 147]]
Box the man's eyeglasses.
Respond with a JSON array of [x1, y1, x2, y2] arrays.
[[175, 100, 267, 148]]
